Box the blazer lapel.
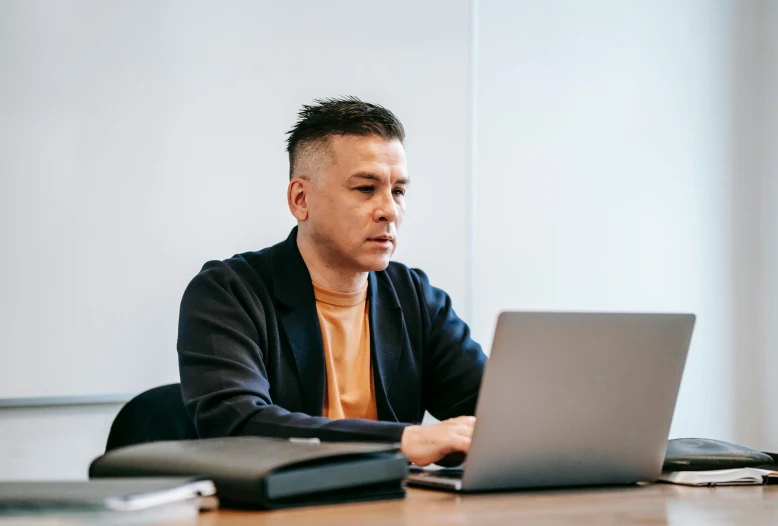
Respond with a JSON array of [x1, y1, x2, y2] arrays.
[[368, 271, 405, 421], [279, 306, 325, 417], [273, 228, 326, 417]]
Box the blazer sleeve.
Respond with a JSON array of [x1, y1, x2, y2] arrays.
[[414, 269, 488, 421], [177, 262, 407, 443]]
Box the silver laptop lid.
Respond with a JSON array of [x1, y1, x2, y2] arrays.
[[462, 312, 694, 491]]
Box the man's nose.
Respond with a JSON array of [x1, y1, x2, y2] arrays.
[[374, 191, 398, 223]]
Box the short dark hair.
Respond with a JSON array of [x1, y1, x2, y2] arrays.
[[285, 96, 406, 179]]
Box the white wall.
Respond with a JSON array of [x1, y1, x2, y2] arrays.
[[474, 0, 737, 441], [729, 0, 771, 451], [0, 404, 121, 480], [760, 0, 778, 452]]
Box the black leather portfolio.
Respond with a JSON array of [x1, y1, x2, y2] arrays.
[[89, 436, 408, 509], [664, 438, 775, 472]]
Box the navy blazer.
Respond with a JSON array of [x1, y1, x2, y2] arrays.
[[177, 228, 487, 442]]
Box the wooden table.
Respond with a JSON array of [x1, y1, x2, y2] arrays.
[[201, 485, 778, 525]]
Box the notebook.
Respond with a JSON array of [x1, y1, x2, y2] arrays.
[[0, 478, 216, 525], [0, 478, 215, 512], [659, 468, 778, 486]]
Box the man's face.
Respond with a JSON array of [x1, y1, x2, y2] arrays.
[[303, 134, 408, 272]]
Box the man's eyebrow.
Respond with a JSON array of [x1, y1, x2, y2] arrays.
[[349, 172, 382, 182], [348, 172, 411, 185]]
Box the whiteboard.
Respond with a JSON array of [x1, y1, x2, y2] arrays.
[[0, 0, 472, 399]]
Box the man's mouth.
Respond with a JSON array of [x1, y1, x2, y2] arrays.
[[368, 236, 393, 243]]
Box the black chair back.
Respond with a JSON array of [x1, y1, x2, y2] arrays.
[[105, 383, 198, 452]]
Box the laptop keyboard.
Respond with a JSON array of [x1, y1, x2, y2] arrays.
[[424, 469, 463, 479]]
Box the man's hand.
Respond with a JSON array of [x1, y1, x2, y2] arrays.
[[400, 416, 476, 466]]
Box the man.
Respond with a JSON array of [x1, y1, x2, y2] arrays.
[[177, 97, 486, 466]]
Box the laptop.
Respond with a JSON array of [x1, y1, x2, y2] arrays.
[[407, 311, 695, 492]]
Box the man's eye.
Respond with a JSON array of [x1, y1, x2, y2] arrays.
[[356, 186, 374, 193], [393, 188, 406, 196]]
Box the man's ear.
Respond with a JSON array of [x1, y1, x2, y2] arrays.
[[287, 177, 309, 221]]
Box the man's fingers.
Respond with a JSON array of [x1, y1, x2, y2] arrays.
[[448, 434, 472, 453], [447, 415, 476, 426], [438, 430, 472, 452], [449, 423, 476, 437], [399, 421, 476, 466], [443, 416, 476, 432]]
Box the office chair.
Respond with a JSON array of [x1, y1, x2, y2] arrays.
[[105, 383, 198, 452]]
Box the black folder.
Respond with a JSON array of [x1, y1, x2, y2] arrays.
[[663, 438, 775, 471], [89, 436, 408, 509]]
